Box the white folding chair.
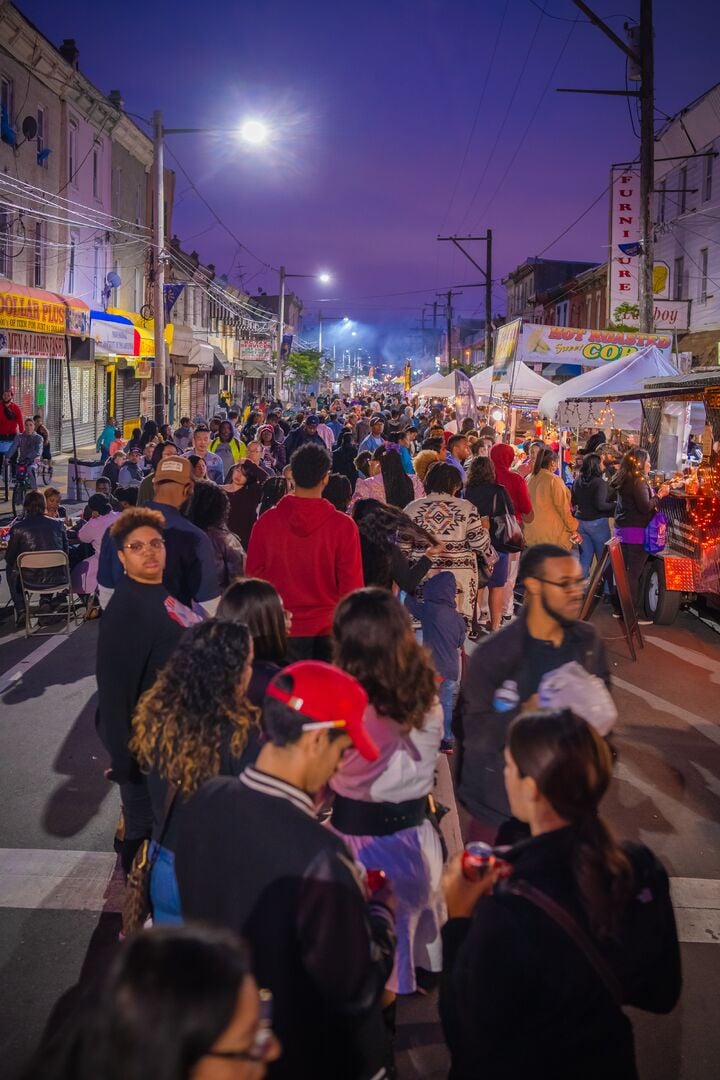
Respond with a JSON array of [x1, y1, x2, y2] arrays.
[[15, 550, 80, 637]]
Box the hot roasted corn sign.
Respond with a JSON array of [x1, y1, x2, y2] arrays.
[[520, 323, 673, 367]]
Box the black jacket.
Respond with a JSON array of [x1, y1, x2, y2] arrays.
[[95, 577, 185, 783], [175, 769, 395, 1080], [572, 475, 617, 521], [613, 475, 659, 530], [333, 442, 359, 488], [5, 514, 68, 590], [454, 610, 610, 825], [283, 427, 326, 460], [441, 825, 681, 1080]]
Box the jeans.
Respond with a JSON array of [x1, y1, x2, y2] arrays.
[[577, 517, 611, 579], [621, 542, 650, 616], [149, 842, 183, 924], [118, 778, 153, 876], [437, 678, 458, 742], [99, 446, 109, 463]]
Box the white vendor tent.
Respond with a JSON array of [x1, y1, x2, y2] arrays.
[[471, 361, 555, 404], [538, 346, 681, 429], [411, 371, 456, 397]]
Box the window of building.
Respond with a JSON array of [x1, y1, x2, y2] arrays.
[[134, 181, 142, 225], [673, 256, 684, 301], [133, 266, 142, 311], [92, 145, 100, 199], [1, 75, 14, 125], [658, 178, 666, 223], [67, 235, 77, 293], [700, 248, 709, 302], [68, 119, 78, 186], [93, 242, 103, 302], [0, 203, 12, 277], [704, 150, 713, 203], [36, 107, 47, 168], [33, 221, 44, 288], [679, 166, 688, 214]]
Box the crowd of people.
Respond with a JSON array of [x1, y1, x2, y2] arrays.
[[13, 392, 682, 1080]]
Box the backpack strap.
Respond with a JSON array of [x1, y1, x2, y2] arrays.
[[505, 880, 623, 1005]]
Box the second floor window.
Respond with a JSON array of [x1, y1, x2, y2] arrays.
[[704, 150, 713, 203], [673, 256, 684, 301], [33, 221, 44, 288], [92, 146, 100, 199], [0, 203, 12, 277], [67, 236, 77, 294], [679, 166, 688, 215], [1, 75, 14, 125], [658, 178, 666, 223], [68, 120, 78, 186], [700, 248, 709, 302], [36, 107, 47, 167]]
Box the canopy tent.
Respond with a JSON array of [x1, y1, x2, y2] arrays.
[[410, 371, 456, 397], [538, 346, 682, 429], [470, 361, 555, 404]]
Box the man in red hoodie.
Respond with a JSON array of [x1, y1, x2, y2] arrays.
[[0, 387, 24, 477], [490, 442, 534, 622], [246, 441, 363, 662]]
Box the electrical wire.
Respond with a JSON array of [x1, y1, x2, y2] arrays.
[[437, 0, 509, 232], [456, 5, 545, 229], [534, 182, 612, 257]]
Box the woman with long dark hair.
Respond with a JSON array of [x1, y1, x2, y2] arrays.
[[610, 447, 670, 619], [25, 925, 280, 1079], [222, 460, 266, 549], [464, 455, 514, 632], [332, 431, 359, 489], [139, 419, 158, 450], [218, 577, 289, 707], [352, 498, 439, 592], [349, 445, 423, 510], [257, 476, 289, 517], [330, 589, 445, 1003], [572, 452, 617, 578], [441, 708, 681, 1080], [130, 619, 260, 923]]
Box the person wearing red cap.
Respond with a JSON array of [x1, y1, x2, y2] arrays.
[[246, 442, 363, 662], [490, 441, 534, 621], [175, 660, 396, 1080]]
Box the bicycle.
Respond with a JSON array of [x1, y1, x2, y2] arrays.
[[38, 459, 54, 485], [11, 461, 38, 516]]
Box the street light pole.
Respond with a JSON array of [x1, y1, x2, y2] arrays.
[[152, 109, 166, 426], [276, 265, 286, 401]]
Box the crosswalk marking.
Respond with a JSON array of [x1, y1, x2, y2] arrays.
[[0, 847, 717, 943]]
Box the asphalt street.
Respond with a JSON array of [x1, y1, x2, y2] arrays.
[[0, 595, 718, 1079]]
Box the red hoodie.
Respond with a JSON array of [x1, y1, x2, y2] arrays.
[[0, 399, 23, 439], [246, 495, 363, 637], [490, 443, 532, 524]]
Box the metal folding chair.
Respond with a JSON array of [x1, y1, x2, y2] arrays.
[[15, 550, 80, 637]]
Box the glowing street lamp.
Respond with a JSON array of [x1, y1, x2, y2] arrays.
[[239, 118, 269, 145]]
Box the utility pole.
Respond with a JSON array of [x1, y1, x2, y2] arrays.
[[152, 109, 166, 425], [437, 233, 493, 364], [437, 289, 463, 371], [561, 0, 654, 331]]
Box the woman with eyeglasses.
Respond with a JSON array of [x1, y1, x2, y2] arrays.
[[24, 925, 281, 1079], [96, 508, 186, 881]]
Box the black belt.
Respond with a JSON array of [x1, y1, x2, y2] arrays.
[[331, 794, 427, 836]]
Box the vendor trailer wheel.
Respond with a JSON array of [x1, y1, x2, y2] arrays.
[[643, 560, 682, 625]]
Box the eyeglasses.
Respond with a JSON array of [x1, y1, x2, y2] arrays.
[[123, 538, 165, 553], [533, 576, 587, 593], [205, 989, 275, 1063]]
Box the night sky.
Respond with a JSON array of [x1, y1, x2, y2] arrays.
[[18, 0, 720, 345]]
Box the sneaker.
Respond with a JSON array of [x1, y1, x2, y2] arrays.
[[637, 618, 654, 626], [440, 738, 455, 755], [611, 612, 622, 619]]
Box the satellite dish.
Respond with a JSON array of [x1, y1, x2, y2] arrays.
[[22, 116, 37, 140], [106, 271, 121, 288]]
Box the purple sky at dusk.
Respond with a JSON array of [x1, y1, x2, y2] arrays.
[[19, 0, 720, 344]]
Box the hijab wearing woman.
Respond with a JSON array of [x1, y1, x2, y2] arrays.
[[330, 588, 446, 1003], [130, 619, 260, 923], [218, 577, 289, 708], [441, 707, 680, 1080], [187, 480, 245, 590]]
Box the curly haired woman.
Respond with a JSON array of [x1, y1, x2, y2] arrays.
[[130, 619, 261, 924], [330, 589, 445, 1012]]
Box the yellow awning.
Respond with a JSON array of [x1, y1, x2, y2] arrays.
[[107, 307, 173, 357]]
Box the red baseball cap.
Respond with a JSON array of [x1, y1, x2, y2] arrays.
[[266, 661, 378, 761]]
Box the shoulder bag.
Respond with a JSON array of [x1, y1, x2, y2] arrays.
[[122, 784, 178, 935], [491, 488, 525, 553], [505, 879, 623, 1005]]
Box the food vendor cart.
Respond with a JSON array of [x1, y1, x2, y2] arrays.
[[632, 370, 720, 623]]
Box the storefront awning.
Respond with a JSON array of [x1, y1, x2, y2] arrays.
[[211, 345, 228, 375], [187, 341, 215, 371], [107, 306, 173, 358], [0, 280, 90, 336], [168, 323, 194, 358], [90, 310, 135, 357]]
